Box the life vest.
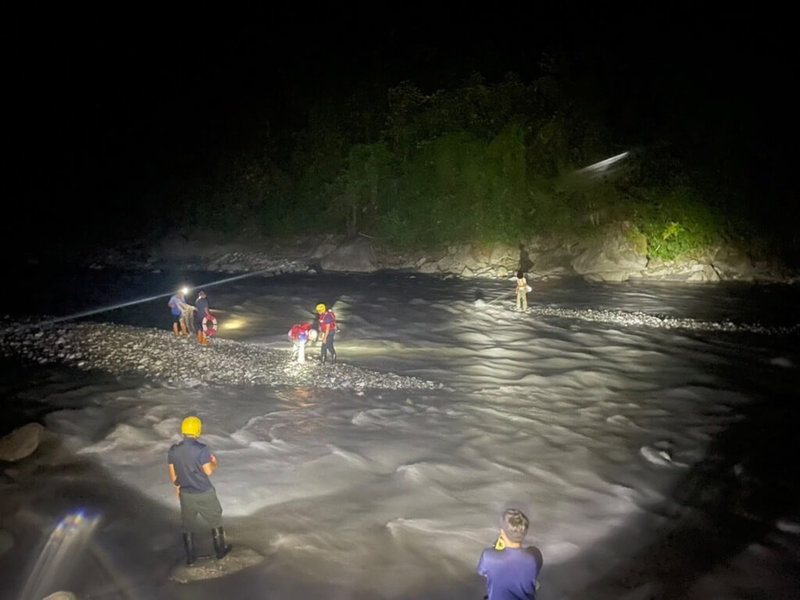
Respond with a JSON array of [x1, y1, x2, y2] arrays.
[[319, 310, 336, 333], [202, 314, 218, 336]]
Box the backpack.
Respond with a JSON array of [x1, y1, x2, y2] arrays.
[[289, 322, 311, 340]]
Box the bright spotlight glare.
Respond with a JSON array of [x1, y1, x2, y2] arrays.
[[220, 318, 245, 330]]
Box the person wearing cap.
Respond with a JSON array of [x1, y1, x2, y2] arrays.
[[167, 416, 231, 565], [194, 290, 211, 345], [477, 508, 542, 599], [168, 289, 191, 336], [315, 303, 337, 364]]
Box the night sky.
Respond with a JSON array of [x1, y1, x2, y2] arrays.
[[4, 7, 793, 256]]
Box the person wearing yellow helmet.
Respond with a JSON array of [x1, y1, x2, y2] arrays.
[[167, 415, 232, 565], [315, 302, 338, 364]]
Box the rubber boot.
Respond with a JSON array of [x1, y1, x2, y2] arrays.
[[330, 350, 336, 364], [211, 526, 232, 559], [173, 323, 180, 337], [180, 320, 189, 336], [182, 532, 196, 565]]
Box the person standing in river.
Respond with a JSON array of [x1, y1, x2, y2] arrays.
[[168, 415, 232, 565], [515, 270, 529, 312]]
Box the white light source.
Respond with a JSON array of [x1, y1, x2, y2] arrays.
[[578, 151, 630, 177]]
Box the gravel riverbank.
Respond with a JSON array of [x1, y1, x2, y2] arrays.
[[0, 319, 443, 391]]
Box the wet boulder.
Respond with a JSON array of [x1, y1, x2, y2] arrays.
[[169, 545, 265, 583], [0, 423, 45, 462], [571, 222, 648, 282], [319, 236, 377, 272]]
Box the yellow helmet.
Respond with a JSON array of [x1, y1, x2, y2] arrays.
[[315, 303, 326, 313], [181, 416, 202, 437]]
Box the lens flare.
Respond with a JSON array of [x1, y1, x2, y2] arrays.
[[19, 511, 100, 600]]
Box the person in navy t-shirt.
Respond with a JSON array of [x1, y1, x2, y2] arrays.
[[194, 290, 212, 345], [168, 416, 231, 564], [477, 508, 541, 600]]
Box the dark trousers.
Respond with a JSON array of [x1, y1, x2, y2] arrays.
[[321, 329, 336, 362], [179, 487, 224, 531]]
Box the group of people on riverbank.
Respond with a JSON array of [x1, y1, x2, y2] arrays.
[[287, 303, 338, 364], [166, 289, 339, 365], [167, 288, 216, 345], [167, 269, 530, 364]]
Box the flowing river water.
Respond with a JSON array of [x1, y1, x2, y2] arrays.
[[1, 265, 799, 599]]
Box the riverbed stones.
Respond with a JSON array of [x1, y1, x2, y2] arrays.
[[0, 321, 442, 392]]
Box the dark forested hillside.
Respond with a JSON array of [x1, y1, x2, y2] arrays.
[[4, 7, 794, 264]]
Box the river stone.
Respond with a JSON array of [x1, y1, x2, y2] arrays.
[[0, 423, 45, 462], [169, 545, 265, 583]]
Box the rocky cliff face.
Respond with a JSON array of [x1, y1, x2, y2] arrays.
[[92, 226, 798, 284]]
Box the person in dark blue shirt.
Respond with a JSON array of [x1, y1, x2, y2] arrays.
[[168, 416, 231, 564], [478, 508, 541, 600], [194, 290, 211, 345]]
